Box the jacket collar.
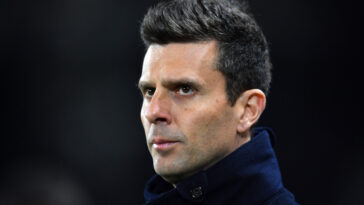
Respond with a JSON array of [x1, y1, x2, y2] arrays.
[[144, 127, 283, 204]]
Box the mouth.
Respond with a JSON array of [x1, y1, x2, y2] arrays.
[[151, 138, 180, 151]]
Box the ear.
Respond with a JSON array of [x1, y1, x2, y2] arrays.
[[235, 89, 266, 135]]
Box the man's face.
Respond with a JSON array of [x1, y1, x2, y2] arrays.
[[139, 41, 242, 184]]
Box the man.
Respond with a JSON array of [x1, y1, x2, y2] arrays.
[[138, 0, 298, 204]]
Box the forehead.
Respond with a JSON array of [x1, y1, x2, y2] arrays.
[[140, 41, 218, 82]]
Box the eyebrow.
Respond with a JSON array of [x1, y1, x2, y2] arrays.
[[138, 81, 154, 92], [162, 78, 203, 90], [138, 78, 204, 91]]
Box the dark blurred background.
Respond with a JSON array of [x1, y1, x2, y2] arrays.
[[1, 0, 363, 204]]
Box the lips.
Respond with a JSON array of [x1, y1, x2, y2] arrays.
[[151, 138, 180, 151]]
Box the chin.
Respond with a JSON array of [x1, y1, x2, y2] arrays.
[[155, 165, 181, 179], [155, 165, 197, 185], [155, 166, 182, 178]]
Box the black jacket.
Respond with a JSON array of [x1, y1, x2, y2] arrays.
[[143, 127, 299, 205]]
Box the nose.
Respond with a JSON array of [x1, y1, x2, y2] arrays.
[[143, 90, 172, 125]]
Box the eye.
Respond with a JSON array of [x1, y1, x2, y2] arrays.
[[177, 85, 194, 96], [144, 88, 155, 97]]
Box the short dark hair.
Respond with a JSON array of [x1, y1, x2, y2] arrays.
[[140, 0, 272, 105]]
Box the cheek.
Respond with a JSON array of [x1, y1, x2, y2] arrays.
[[180, 108, 236, 167], [182, 110, 213, 138], [181, 105, 235, 143]]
